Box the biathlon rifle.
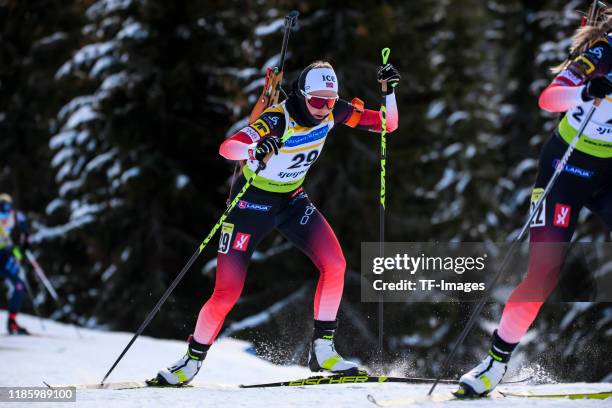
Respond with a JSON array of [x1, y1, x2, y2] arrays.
[[248, 11, 299, 122]]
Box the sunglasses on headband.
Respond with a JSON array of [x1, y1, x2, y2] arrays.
[[300, 90, 338, 109]]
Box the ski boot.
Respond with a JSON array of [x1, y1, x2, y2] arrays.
[[7, 318, 30, 335], [152, 336, 210, 386], [455, 330, 518, 398], [308, 320, 359, 375]]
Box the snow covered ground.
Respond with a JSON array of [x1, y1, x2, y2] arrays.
[[0, 311, 610, 407]]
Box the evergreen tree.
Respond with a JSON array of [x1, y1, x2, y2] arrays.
[[0, 0, 608, 381]]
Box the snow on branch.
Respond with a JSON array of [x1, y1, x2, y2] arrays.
[[55, 42, 116, 79], [58, 96, 96, 122], [116, 21, 148, 40], [63, 105, 100, 130], [86, 0, 139, 20], [85, 149, 119, 172], [254, 18, 285, 37]]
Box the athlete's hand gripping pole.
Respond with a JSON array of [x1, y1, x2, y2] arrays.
[[427, 96, 604, 396], [100, 128, 294, 386]]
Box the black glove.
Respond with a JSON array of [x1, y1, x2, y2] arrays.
[[581, 75, 612, 101], [377, 63, 401, 94], [254, 136, 282, 161]]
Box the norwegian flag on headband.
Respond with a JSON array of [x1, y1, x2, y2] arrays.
[[304, 67, 338, 93]]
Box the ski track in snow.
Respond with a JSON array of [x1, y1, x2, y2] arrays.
[[0, 311, 610, 408]]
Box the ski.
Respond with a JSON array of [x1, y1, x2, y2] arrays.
[[368, 392, 455, 406], [44, 381, 156, 390], [239, 372, 531, 389], [42, 374, 531, 391], [1, 332, 62, 338], [367, 389, 612, 406], [43, 380, 234, 390], [367, 391, 498, 406], [239, 373, 460, 388], [499, 389, 612, 400]]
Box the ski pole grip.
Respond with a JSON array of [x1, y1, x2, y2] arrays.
[[380, 48, 391, 94], [257, 129, 295, 172], [285, 10, 299, 27], [381, 47, 391, 65]]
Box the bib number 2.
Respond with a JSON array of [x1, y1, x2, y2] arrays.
[[530, 188, 546, 227]]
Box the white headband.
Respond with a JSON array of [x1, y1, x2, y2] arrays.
[[303, 67, 338, 94]]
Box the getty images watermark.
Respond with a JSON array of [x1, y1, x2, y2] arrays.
[[361, 242, 612, 303], [371, 252, 487, 291]]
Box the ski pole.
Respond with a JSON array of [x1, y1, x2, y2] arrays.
[[100, 129, 294, 385], [25, 250, 59, 304], [377, 47, 392, 356], [427, 98, 602, 396], [24, 249, 83, 339], [15, 254, 46, 331]]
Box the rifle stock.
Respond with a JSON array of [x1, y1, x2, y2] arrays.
[[248, 11, 297, 123], [248, 68, 284, 123]]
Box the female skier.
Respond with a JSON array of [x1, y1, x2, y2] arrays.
[[458, 11, 612, 398], [0, 193, 31, 335], [155, 61, 401, 385]]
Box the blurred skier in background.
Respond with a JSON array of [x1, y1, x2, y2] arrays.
[[0, 193, 32, 335], [154, 60, 400, 386], [457, 7, 612, 398]]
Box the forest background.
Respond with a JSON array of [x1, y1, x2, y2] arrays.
[[1, 0, 609, 382]]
